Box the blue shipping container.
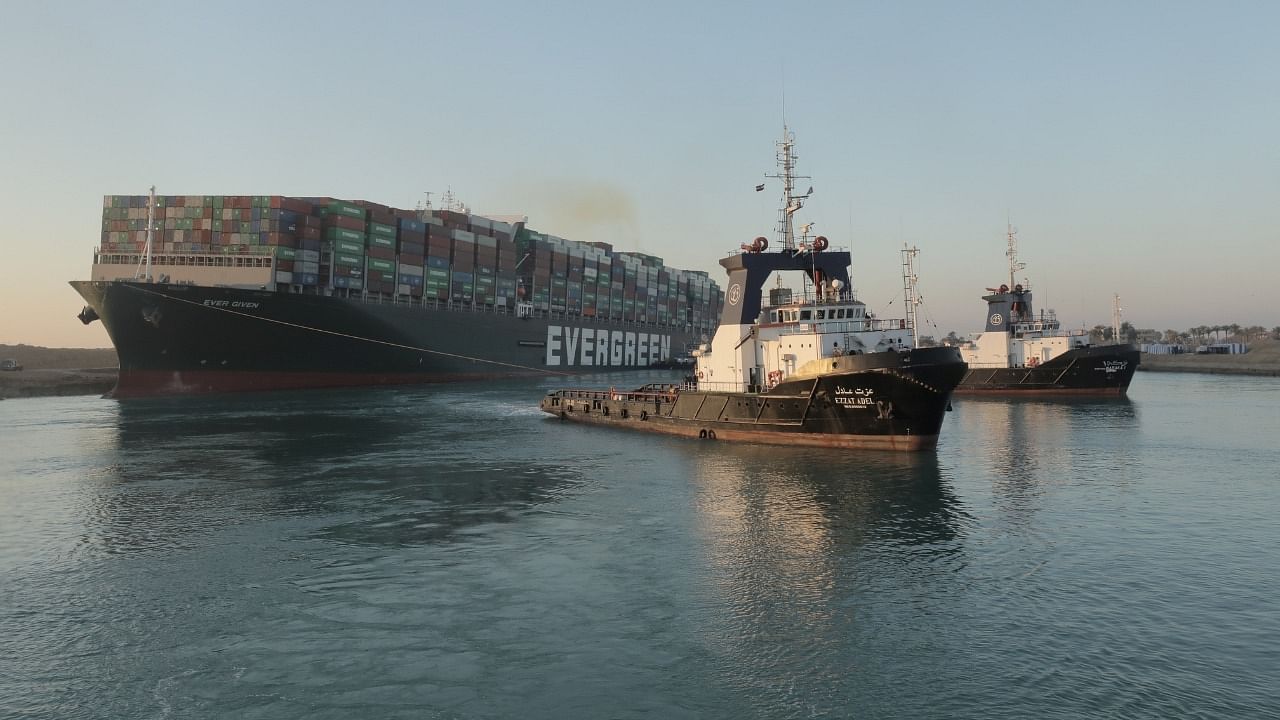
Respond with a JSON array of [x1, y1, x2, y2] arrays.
[[398, 218, 425, 234]]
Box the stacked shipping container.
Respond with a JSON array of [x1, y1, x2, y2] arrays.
[[97, 194, 723, 336]]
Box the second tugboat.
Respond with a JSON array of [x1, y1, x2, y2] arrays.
[[953, 224, 1139, 396], [539, 129, 968, 451]]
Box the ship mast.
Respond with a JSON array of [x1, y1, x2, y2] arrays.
[[901, 244, 921, 346], [415, 191, 434, 222], [764, 126, 812, 251], [1006, 221, 1026, 290], [134, 185, 156, 282], [1112, 293, 1123, 344]]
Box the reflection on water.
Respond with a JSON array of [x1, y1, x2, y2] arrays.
[[86, 385, 587, 553], [953, 396, 1139, 525], [684, 444, 971, 713]]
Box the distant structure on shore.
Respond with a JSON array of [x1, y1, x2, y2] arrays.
[[1141, 342, 1250, 355]]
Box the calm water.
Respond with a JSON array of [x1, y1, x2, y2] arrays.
[[2, 370, 1277, 719]]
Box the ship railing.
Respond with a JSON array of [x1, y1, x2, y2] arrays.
[[552, 386, 681, 405], [774, 318, 909, 336], [348, 291, 705, 332], [691, 380, 753, 394], [756, 288, 861, 307]]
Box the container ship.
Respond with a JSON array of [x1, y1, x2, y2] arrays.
[[540, 129, 968, 451], [72, 191, 722, 398], [953, 225, 1139, 396]]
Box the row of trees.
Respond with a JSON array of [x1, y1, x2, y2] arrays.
[[1088, 323, 1280, 346], [919, 325, 1280, 347]]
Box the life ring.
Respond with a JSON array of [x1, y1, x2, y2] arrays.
[[696, 370, 705, 381], [1028, 357, 1040, 368]]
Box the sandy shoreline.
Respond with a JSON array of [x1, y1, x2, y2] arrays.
[[1137, 350, 1280, 377], [0, 368, 119, 400]]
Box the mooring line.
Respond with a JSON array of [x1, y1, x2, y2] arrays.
[[125, 284, 571, 376]]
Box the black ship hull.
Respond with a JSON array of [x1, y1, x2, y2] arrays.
[[71, 280, 701, 398], [955, 344, 1140, 396], [540, 347, 967, 451]]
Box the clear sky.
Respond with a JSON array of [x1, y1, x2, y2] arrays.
[[2, 0, 1276, 348]]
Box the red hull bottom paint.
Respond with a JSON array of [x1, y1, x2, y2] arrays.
[[547, 408, 937, 451], [107, 369, 544, 399]]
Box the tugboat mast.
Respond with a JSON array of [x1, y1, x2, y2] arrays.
[[902, 244, 921, 346], [1112, 294, 1123, 344], [764, 126, 812, 251], [1006, 221, 1026, 290]]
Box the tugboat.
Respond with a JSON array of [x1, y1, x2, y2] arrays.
[[953, 225, 1139, 396], [539, 129, 968, 451]]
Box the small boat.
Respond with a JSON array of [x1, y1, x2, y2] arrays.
[[539, 128, 968, 451], [954, 225, 1139, 396]]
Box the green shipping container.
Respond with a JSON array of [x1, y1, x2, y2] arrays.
[[336, 239, 363, 254], [336, 253, 364, 268], [324, 227, 365, 244], [368, 234, 395, 249], [325, 201, 366, 219], [369, 258, 395, 273], [368, 222, 396, 238]]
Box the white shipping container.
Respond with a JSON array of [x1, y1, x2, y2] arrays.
[[299, 261, 320, 274], [298, 249, 320, 263]]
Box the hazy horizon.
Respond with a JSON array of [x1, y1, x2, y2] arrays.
[[2, 1, 1277, 348]]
